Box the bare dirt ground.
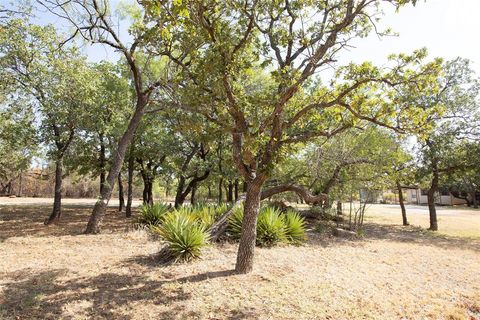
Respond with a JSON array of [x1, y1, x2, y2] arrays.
[[1, 200, 479, 320]]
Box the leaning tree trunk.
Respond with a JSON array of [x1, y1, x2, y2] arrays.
[[396, 181, 408, 226], [126, 145, 134, 217], [427, 166, 439, 231], [85, 98, 146, 234], [235, 176, 265, 274], [118, 172, 125, 212], [45, 158, 63, 225]]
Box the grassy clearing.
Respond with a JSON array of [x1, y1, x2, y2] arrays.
[[362, 204, 480, 239], [0, 203, 479, 319]]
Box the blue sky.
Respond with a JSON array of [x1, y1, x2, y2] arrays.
[[4, 0, 480, 73]]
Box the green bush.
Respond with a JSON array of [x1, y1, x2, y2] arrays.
[[256, 207, 287, 247], [137, 202, 169, 226], [152, 210, 210, 262], [284, 210, 306, 244]]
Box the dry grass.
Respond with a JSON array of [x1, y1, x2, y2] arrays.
[[1, 202, 479, 319]]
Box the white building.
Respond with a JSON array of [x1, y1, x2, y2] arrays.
[[405, 189, 467, 206]]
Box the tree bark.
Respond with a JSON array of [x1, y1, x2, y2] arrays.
[[336, 201, 342, 215], [227, 180, 233, 202], [472, 191, 478, 209], [99, 133, 106, 194], [175, 170, 210, 207], [234, 179, 239, 201], [261, 183, 327, 205], [235, 176, 265, 274], [427, 168, 439, 231], [85, 98, 146, 234], [190, 183, 197, 205], [218, 177, 223, 204], [126, 144, 134, 217], [396, 181, 408, 226], [118, 172, 125, 212], [45, 158, 63, 225]]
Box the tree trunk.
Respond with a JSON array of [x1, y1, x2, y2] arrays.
[[126, 145, 134, 217], [427, 170, 439, 231], [190, 183, 197, 205], [472, 191, 478, 209], [234, 179, 239, 201], [175, 176, 187, 208], [17, 170, 23, 197], [98, 133, 106, 194], [207, 185, 212, 200], [336, 201, 342, 215], [45, 158, 63, 225], [218, 177, 223, 204], [85, 98, 146, 234], [142, 173, 149, 205], [118, 172, 125, 212], [147, 178, 153, 205], [235, 177, 265, 274], [397, 181, 408, 226], [227, 180, 233, 202]]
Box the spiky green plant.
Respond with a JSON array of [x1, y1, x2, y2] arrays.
[[284, 210, 306, 244], [152, 210, 210, 262], [137, 202, 169, 226], [191, 205, 216, 229], [256, 207, 287, 247], [226, 204, 244, 240]]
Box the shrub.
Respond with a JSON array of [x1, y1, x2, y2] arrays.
[[152, 210, 210, 262], [137, 202, 169, 226], [284, 210, 306, 244], [256, 207, 287, 247]]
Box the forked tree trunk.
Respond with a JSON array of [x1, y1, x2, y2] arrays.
[[118, 172, 125, 212], [235, 176, 265, 274], [396, 181, 408, 226], [45, 158, 63, 225], [85, 99, 146, 234], [126, 145, 134, 217]]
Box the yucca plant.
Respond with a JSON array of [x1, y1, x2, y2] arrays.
[[256, 207, 287, 247], [214, 203, 229, 217], [191, 205, 216, 229], [226, 204, 244, 240], [137, 202, 169, 226], [152, 210, 210, 262], [284, 210, 306, 244]]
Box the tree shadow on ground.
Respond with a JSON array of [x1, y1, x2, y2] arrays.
[[0, 205, 134, 241], [304, 219, 480, 252], [361, 223, 480, 252], [0, 268, 196, 320]]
